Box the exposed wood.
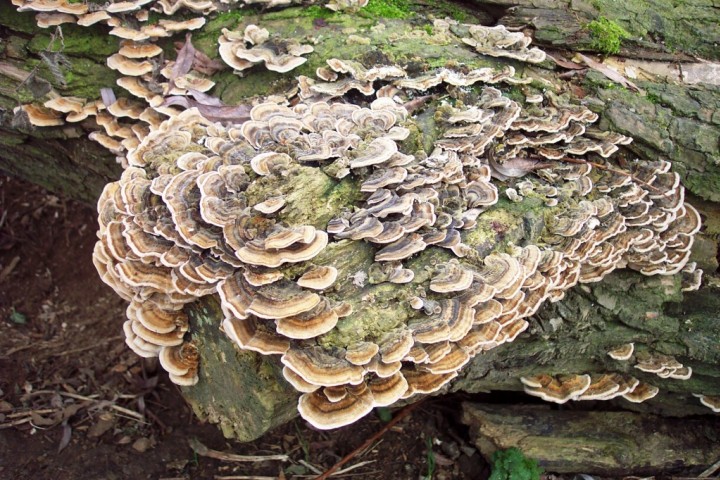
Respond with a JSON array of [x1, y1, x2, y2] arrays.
[[462, 402, 720, 475]]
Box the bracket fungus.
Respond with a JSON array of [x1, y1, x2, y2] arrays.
[[10, 0, 707, 428], [91, 54, 704, 425], [219, 25, 314, 74]]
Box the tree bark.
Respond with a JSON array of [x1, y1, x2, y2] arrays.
[[462, 402, 720, 475], [1, 0, 719, 467]]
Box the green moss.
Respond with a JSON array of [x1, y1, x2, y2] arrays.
[[28, 25, 117, 59], [263, 5, 335, 19], [363, 0, 412, 19], [0, 1, 38, 33], [59, 56, 118, 99], [489, 447, 543, 480], [585, 16, 631, 55]]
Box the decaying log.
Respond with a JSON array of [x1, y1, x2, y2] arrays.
[[462, 402, 720, 476], [1, 1, 719, 467]]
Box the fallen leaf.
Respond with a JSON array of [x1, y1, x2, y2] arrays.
[[31, 411, 59, 427], [57, 420, 72, 453], [132, 437, 153, 453], [489, 157, 549, 181], [432, 451, 455, 467], [574, 53, 642, 93], [87, 412, 115, 438], [162, 95, 251, 124], [10, 308, 26, 324], [174, 41, 225, 76], [172, 34, 196, 81], [546, 52, 585, 70], [101, 88, 117, 107]]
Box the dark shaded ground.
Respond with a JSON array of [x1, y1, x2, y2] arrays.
[[0, 175, 490, 480]]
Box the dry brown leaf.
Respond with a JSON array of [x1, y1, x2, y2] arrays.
[[162, 94, 251, 124], [489, 157, 549, 181], [87, 412, 115, 438], [574, 53, 642, 93], [57, 420, 72, 453], [172, 34, 196, 81]]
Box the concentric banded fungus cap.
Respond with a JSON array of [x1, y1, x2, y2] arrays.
[[282, 366, 320, 393], [695, 394, 720, 413], [298, 383, 374, 429], [345, 342, 380, 366], [403, 368, 457, 397], [369, 372, 408, 406], [119, 41, 163, 59], [15, 104, 64, 126], [44, 96, 85, 113], [282, 347, 365, 387], [608, 343, 634, 361], [575, 374, 621, 400], [297, 266, 338, 290], [520, 374, 592, 403], [430, 261, 474, 293], [159, 342, 199, 386], [223, 317, 290, 355], [275, 300, 339, 339], [107, 54, 153, 76], [622, 382, 659, 403], [237, 231, 329, 268], [668, 366, 692, 380], [247, 283, 321, 320]]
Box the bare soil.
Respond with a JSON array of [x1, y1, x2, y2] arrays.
[[0, 175, 490, 480]]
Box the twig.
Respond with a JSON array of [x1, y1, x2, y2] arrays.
[[6, 408, 56, 419], [22, 390, 145, 421], [699, 458, 720, 477], [295, 469, 381, 478], [2, 342, 53, 357], [0, 255, 20, 283], [329, 460, 375, 475], [190, 438, 290, 462], [51, 336, 124, 356], [144, 406, 168, 431], [299, 459, 323, 474], [0, 417, 33, 429], [314, 401, 423, 480], [215, 476, 278, 480]]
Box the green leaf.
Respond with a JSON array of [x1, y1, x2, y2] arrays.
[[488, 447, 543, 480], [10, 308, 27, 324]]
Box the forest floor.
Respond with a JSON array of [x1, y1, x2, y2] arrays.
[[0, 174, 497, 480]]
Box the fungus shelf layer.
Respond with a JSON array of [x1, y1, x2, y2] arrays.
[[91, 24, 704, 429]]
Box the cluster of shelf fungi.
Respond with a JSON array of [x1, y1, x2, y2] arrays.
[[9, 0, 718, 429]]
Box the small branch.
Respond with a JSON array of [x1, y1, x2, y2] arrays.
[[51, 336, 124, 356], [0, 417, 32, 429], [6, 408, 56, 419], [189, 438, 290, 463], [215, 476, 278, 480], [699, 458, 720, 477], [314, 401, 423, 480], [21, 390, 145, 421]]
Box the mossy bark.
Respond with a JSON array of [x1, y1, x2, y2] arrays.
[[2, 0, 720, 463], [462, 403, 720, 475], [474, 0, 720, 61]]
